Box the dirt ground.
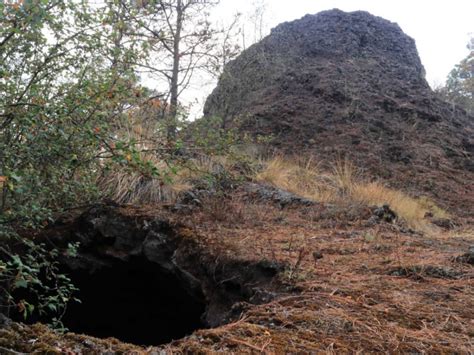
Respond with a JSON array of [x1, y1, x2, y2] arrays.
[[0, 189, 472, 354]]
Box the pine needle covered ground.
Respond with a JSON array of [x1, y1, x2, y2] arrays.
[[1, 185, 472, 353]]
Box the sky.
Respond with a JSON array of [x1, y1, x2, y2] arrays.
[[214, 0, 474, 87]]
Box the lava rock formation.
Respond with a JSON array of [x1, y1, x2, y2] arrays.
[[204, 9, 474, 216]]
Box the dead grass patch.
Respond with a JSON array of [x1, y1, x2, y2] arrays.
[[99, 151, 250, 205], [352, 182, 429, 230], [255, 156, 448, 230], [99, 169, 190, 205], [255, 156, 337, 202]]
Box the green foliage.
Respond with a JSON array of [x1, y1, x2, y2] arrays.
[[0, 0, 240, 329], [0, 1, 146, 225], [179, 116, 261, 192], [187, 115, 244, 155], [0, 226, 79, 329], [0, 0, 152, 327], [440, 38, 473, 115]]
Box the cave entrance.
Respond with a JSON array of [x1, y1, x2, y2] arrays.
[[61, 257, 207, 346]]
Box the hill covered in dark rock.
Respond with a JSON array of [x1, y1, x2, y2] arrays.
[[204, 9, 474, 217]]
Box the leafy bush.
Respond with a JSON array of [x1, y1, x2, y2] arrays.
[[0, 1, 146, 225], [0, 226, 79, 329], [0, 0, 148, 325]]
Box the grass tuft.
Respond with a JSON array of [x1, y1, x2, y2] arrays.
[[256, 156, 448, 230]]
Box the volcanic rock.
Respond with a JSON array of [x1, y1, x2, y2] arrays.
[[204, 9, 474, 217]]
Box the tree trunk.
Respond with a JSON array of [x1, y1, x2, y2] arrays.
[[168, 0, 183, 141]]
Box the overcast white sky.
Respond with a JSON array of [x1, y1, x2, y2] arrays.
[[214, 0, 473, 86]]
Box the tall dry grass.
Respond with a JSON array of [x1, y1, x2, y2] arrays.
[[255, 156, 448, 230], [98, 153, 191, 204], [99, 144, 243, 204], [101, 153, 253, 204], [352, 182, 429, 229], [98, 104, 187, 204], [255, 157, 337, 202]]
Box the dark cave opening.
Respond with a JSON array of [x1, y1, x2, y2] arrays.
[[61, 257, 207, 346]]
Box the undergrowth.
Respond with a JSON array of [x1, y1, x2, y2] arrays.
[[99, 114, 252, 204]]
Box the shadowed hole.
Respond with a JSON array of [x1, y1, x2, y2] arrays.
[[61, 257, 207, 345]]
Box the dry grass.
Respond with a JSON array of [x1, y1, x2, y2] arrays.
[[352, 182, 429, 229], [98, 154, 191, 204], [99, 106, 241, 204], [102, 114, 449, 231], [256, 156, 448, 230], [97, 103, 182, 204], [255, 156, 337, 202], [99, 151, 245, 205]]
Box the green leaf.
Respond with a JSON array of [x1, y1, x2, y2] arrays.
[[14, 278, 28, 289], [10, 173, 21, 182]]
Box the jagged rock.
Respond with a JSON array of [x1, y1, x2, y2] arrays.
[[203, 9, 474, 217], [389, 265, 464, 279], [365, 204, 397, 226], [453, 245, 474, 265], [431, 218, 456, 230], [178, 190, 202, 206], [312, 251, 324, 261], [372, 204, 397, 223], [244, 182, 315, 208], [0, 313, 11, 328]]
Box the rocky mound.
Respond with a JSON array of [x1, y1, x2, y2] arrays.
[[204, 9, 474, 217]]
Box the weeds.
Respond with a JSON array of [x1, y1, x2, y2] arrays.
[[0, 228, 79, 330]]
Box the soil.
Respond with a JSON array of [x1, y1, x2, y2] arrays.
[[1, 192, 473, 353], [204, 9, 474, 219]]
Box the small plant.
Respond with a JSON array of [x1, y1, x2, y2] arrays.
[[331, 158, 357, 196], [0, 227, 79, 330]]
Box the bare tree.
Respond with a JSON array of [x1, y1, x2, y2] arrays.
[[123, 0, 220, 140], [207, 12, 242, 79], [242, 0, 269, 49]]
